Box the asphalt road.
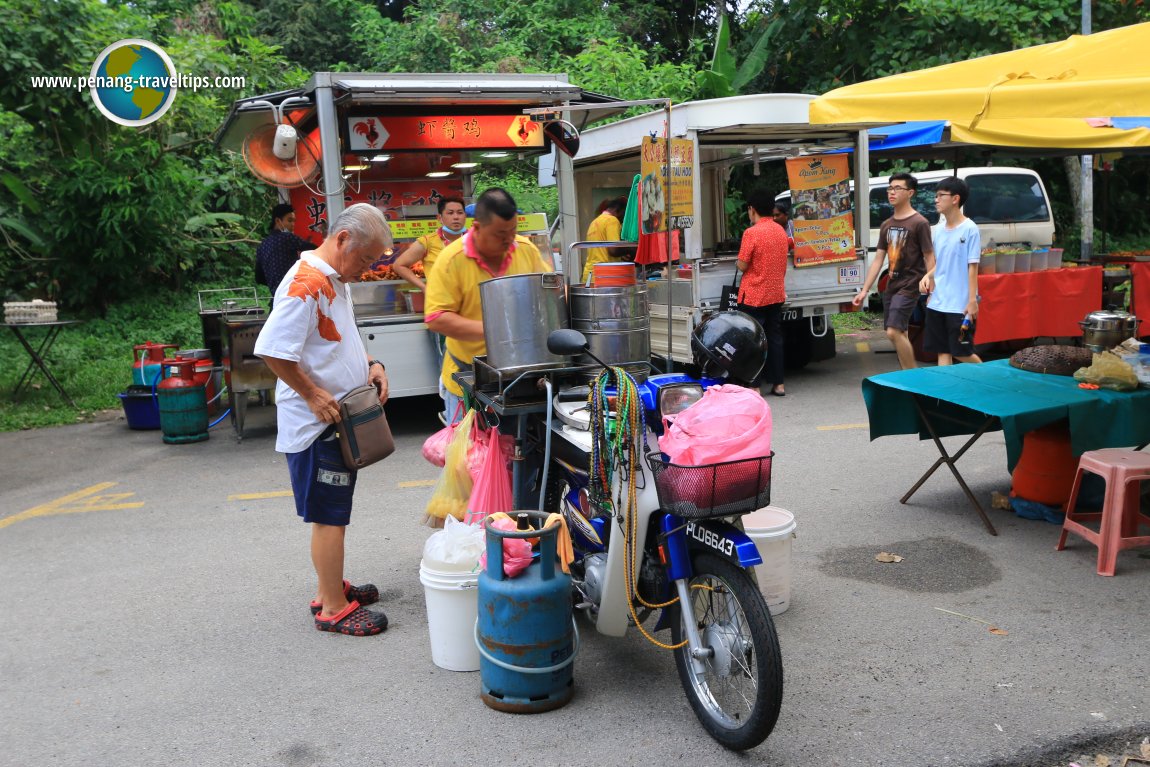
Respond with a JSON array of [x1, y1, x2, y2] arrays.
[[2, 330, 1148, 767]]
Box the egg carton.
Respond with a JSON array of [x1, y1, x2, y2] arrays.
[[4, 300, 57, 323]]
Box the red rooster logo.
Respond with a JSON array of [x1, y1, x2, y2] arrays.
[[515, 117, 539, 144], [353, 119, 381, 148]]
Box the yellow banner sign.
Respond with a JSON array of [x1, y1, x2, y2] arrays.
[[786, 155, 856, 268], [387, 213, 548, 240], [640, 136, 695, 233]]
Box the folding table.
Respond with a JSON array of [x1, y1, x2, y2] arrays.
[[861, 360, 1150, 535], [3, 320, 82, 407]]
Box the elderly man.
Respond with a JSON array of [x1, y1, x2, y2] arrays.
[[255, 203, 393, 637], [424, 188, 552, 423]]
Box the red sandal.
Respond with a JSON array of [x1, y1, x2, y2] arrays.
[[310, 580, 379, 615], [314, 601, 388, 636]]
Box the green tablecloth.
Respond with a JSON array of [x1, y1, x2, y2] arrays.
[[861, 359, 1150, 471]]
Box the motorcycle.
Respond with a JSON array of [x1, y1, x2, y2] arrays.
[[513, 327, 784, 751]]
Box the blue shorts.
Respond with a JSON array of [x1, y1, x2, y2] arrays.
[[286, 435, 357, 526]]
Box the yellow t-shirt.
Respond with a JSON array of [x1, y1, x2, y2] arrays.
[[416, 230, 461, 280], [581, 211, 623, 283], [424, 233, 551, 395]]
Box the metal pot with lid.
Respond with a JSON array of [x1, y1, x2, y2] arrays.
[[1078, 309, 1139, 351]]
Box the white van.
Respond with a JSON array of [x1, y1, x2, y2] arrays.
[[779, 166, 1055, 251]]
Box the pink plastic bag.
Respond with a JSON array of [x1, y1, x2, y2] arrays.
[[479, 514, 533, 578], [421, 403, 465, 467], [466, 424, 514, 483], [465, 428, 514, 526], [658, 384, 772, 465]]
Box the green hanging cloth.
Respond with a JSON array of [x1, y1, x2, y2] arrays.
[[620, 174, 641, 243]]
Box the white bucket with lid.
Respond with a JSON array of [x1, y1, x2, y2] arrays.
[[743, 506, 797, 616], [419, 560, 480, 671]]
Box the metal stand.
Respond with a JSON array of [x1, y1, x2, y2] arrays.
[[900, 394, 999, 535], [4, 321, 80, 407]]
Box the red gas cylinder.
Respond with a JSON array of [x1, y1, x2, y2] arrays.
[[133, 342, 178, 386], [157, 359, 208, 444]]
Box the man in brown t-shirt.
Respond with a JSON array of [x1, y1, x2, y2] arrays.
[[852, 172, 935, 369]]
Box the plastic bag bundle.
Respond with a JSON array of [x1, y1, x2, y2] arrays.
[[658, 384, 773, 465], [1073, 351, 1139, 392], [423, 410, 476, 527], [479, 513, 534, 578], [422, 515, 486, 572]]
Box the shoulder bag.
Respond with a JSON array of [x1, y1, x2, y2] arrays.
[[335, 383, 395, 470], [719, 259, 741, 312]]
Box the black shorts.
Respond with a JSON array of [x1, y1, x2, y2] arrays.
[[923, 308, 977, 357]]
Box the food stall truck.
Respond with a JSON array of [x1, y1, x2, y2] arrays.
[[543, 93, 886, 368], [215, 73, 618, 401]]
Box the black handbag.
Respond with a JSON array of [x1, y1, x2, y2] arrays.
[[334, 384, 395, 470], [719, 260, 741, 311]]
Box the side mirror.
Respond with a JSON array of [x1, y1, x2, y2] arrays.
[[543, 119, 580, 158], [547, 328, 587, 355]]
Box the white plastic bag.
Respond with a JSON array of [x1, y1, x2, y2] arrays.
[[422, 515, 486, 572]]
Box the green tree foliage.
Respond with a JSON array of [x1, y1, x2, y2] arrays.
[[0, 0, 290, 310]]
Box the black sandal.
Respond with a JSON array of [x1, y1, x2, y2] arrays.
[[314, 601, 388, 636], [310, 580, 379, 615]]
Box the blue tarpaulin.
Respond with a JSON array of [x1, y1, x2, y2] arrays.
[[830, 121, 946, 153]]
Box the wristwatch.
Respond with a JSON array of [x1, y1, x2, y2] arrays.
[[368, 359, 385, 370]]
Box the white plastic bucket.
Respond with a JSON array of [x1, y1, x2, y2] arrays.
[[743, 506, 797, 616], [419, 560, 480, 671]]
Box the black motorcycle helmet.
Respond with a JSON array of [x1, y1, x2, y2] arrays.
[[690, 310, 767, 384]]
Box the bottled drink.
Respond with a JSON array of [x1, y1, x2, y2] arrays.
[[958, 314, 973, 343]]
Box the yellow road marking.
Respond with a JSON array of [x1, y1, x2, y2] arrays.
[[855, 341, 871, 353], [398, 480, 437, 488], [817, 423, 869, 431], [1, 482, 143, 530], [228, 491, 294, 500]]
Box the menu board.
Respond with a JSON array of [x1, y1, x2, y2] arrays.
[[785, 155, 856, 268]]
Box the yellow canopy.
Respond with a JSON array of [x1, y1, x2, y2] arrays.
[[809, 23, 1150, 130], [948, 118, 1150, 151]]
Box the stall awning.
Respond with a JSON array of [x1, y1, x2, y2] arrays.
[[809, 22, 1150, 129]]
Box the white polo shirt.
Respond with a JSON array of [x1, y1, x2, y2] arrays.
[[254, 253, 368, 453]]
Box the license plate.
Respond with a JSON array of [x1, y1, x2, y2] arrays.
[[781, 307, 803, 322]]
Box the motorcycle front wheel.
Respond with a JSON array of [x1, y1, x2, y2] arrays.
[[671, 553, 783, 751]]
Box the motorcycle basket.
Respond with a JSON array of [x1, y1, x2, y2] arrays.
[[645, 452, 774, 520]]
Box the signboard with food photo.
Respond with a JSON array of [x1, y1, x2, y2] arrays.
[[786, 155, 856, 268], [640, 136, 695, 233]]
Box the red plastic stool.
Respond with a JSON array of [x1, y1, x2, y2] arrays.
[[1055, 448, 1150, 576]]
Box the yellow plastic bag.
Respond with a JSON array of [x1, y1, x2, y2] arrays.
[[1073, 351, 1139, 392], [423, 410, 476, 527]]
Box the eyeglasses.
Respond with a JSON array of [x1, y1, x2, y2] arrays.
[[887, 186, 910, 193], [935, 192, 954, 198]]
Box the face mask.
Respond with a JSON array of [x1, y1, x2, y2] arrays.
[[442, 225, 466, 235]]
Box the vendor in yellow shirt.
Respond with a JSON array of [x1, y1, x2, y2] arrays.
[[425, 188, 551, 423], [580, 196, 634, 284], [392, 196, 467, 290]]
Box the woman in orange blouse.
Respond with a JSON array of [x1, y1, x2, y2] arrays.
[[736, 189, 791, 396]]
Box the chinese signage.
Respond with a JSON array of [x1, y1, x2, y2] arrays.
[[639, 136, 695, 233], [387, 213, 548, 240], [785, 155, 856, 268], [347, 115, 545, 152]]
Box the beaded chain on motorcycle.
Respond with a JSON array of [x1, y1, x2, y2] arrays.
[[589, 369, 687, 650]]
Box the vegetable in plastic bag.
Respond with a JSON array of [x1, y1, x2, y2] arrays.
[[1073, 351, 1139, 392], [423, 410, 476, 527]]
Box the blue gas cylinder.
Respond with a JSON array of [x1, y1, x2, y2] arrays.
[[477, 511, 576, 713]]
